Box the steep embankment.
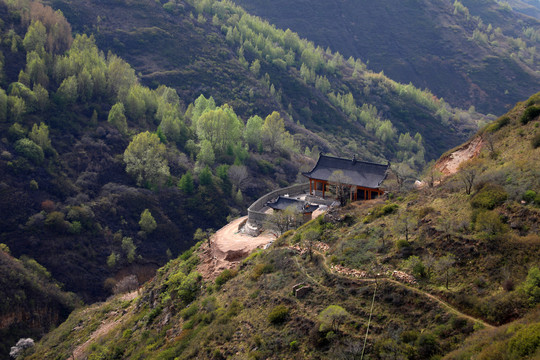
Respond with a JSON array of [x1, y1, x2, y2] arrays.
[[0, 249, 77, 358], [233, 0, 540, 114], [26, 94, 540, 359]]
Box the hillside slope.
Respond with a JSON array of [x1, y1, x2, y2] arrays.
[[232, 0, 540, 115], [49, 0, 486, 161], [25, 94, 540, 359]]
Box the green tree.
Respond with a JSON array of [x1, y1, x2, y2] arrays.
[[57, 75, 78, 104], [0, 89, 7, 122], [262, 111, 286, 152], [29, 122, 51, 150], [33, 84, 49, 111], [26, 51, 48, 88], [108, 102, 128, 135], [196, 139, 215, 166], [376, 120, 397, 143], [23, 20, 47, 53], [139, 209, 157, 234], [14, 138, 44, 164], [107, 252, 118, 268], [196, 105, 243, 155], [8, 96, 27, 121], [244, 115, 263, 150], [124, 131, 170, 187], [178, 171, 195, 195], [159, 114, 183, 144], [77, 68, 93, 102], [121, 237, 136, 263], [107, 54, 137, 100], [250, 59, 260, 76], [198, 166, 213, 186], [319, 305, 349, 332], [190, 94, 216, 128]]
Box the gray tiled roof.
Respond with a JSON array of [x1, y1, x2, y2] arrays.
[[303, 154, 389, 189], [266, 196, 319, 213]]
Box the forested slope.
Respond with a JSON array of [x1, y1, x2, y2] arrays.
[[25, 94, 540, 359], [49, 0, 487, 162], [232, 0, 540, 115], [0, 0, 489, 302]]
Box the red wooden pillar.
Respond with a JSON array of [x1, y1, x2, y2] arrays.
[[309, 179, 312, 195]]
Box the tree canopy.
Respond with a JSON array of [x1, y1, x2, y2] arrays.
[[124, 131, 170, 187]]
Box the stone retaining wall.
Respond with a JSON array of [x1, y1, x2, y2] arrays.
[[247, 183, 310, 226]]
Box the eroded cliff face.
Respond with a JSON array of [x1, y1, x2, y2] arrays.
[[0, 250, 77, 357], [0, 306, 63, 330]]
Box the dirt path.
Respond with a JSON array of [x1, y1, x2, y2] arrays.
[[198, 216, 276, 280], [292, 248, 494, 329]]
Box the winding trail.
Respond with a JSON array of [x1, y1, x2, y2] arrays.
[[292, 249, 494, 329]]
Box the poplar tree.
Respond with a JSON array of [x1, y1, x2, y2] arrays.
[[124, 131, 170, 187]]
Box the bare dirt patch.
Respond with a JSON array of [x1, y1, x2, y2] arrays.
[[197, 216, 275, 280], [436, 136, 484, 176]]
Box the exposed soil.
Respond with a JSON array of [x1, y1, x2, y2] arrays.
[[68, 291, 138, 360], [197, 216, 276, 280], [435, 136, 484, 176]]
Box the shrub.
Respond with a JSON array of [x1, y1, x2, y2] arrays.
[[486, 116, 510, 132], [41, 200, 55, 212], [180, 303, 198, 320], [215, 268, 237, 287], [0, 243, 10, 254], [521, 105, 540, 124], [416, 332, 439, 359], [520, 266, 540, 306], [363, 203, 398, 223], [396, 239, 410, 250], [29, 179, 38, 190], [523, 190, 537, 203], [14, 138, 44, 164], [113, 275, 139, 294], [470, 184, 508, 209], [8, 123, 26, 141], [268, 305, 289, 324], [507, 323, 540, 357], [532, 133, 540, 149], [69, 221, 82, 234], [44, 211, 68, 232], [250, 263, 273, 281], [475, 210, 507, 235]]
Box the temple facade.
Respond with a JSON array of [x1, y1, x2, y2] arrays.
[[303, 154, 389, 201]]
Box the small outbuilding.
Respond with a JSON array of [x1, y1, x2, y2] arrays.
[[303, 154, 389, 201], [266, 196, 319, 222]]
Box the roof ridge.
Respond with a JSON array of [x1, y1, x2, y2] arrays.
[[319, 153, 389, 167]]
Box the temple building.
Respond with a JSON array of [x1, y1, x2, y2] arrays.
[[303, 154, 390, 201]]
